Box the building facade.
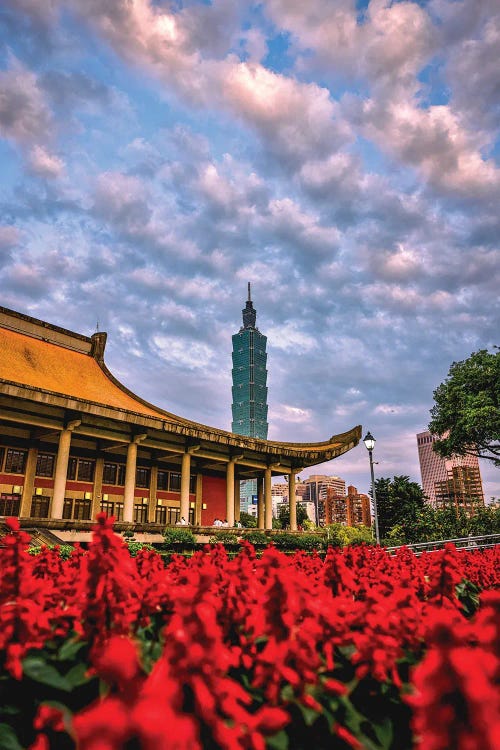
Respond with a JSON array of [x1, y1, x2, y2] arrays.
[[417, 430, 484, 514], [231, 285, 268, 516], [0, 305, 361, 538], [231, 283, 268, 438], [325, 485, 371, 527], [303, 475, 346, 525]]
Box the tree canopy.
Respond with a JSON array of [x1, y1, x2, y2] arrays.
[[429, 348, 500, 465], [374, 475, 427, 541]]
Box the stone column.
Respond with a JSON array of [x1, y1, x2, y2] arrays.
[[148, 465, 158, 523], [51, 420, 80, 519], [123, 441, 138, 523], [234, 478, 240, 524], [257, 476, 264, 529], [180, 451, 191, 521], [264, 467, 272, 530], [195, 474, 203, 525], [289, 471, 297, 531], [92, 457, 104, 520], [20, 447, 37, 517], [226, 460, 235, 526]]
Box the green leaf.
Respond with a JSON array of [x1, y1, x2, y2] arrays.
[[58, 638, 86, 662], [65, 662, 91, 688], [373, 718, 394, 749], [296, 703, 320, 727], [0, 724, 23, 750], [22, 656, 71, 692], [266, 730, 289, 750]]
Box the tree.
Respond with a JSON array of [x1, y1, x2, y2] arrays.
[[373, 476, 427, 541], [429, 348, 500, 465], [277, 503, 310, 529], [239, 511, 257, 528]]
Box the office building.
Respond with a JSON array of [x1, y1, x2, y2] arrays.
[[231, 283, 268, 438], [304, 475, 346, 525], [325, 485, 371, 527], [417, 430, 484, 514]]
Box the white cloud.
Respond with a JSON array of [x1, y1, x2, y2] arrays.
[[151, 334, 214, 370], [27, 145, 64, 178]]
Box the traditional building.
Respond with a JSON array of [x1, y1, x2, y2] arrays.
[[0, 306, 361, 539]]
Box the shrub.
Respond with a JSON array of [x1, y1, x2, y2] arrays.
[[27, 544, 75, 560], [162, 527, 197, 548], [127, 542, 155, 557], [241, 530, 269, 546], [209, 531, 239, 545], [272, 532, 325, 551]]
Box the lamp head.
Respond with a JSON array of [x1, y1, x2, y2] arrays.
[[363, 431, 376, 452]]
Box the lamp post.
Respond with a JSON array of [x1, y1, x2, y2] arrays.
[[363, 431, 380, 545]]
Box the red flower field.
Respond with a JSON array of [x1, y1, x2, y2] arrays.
[[0, 514, 499, 750]]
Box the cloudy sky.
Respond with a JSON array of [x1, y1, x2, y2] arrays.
[[1, 0, 499, 500]]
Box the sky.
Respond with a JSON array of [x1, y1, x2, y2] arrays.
[[0, 0, 499, 500]]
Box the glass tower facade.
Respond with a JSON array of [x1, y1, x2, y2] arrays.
[[231, 284, 268, 439]]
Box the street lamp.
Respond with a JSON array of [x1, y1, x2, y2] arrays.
[[363, 431, 380, 545]]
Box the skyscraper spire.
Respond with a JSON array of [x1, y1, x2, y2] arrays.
[[232, 283, 268, 440], [242, 282, 256, 329]]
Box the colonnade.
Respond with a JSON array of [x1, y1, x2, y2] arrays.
[[44, 427, 300, 530]]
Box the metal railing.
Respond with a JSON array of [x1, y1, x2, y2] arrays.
[[386, 533, 500, 554]]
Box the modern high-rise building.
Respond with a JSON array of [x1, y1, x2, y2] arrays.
[[325, 485, 371, 527], [417, 430, 484, 514], [231, 283, 268, 438], [231, 284, 269, 514], [304, 475, 346, 525]]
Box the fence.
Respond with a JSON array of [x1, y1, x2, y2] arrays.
[[386, 533, 500, 554]]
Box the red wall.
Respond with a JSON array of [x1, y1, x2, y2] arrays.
[[201, 475, 226, 525]]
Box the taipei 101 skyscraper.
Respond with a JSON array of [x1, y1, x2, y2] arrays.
[[231, 283, 269, 439]]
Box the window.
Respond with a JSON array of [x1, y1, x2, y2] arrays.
[[103, 463, 126, 485], [0, 447, 5, 471], [74, 498, 91, 520], [5, 448, 27, 474], [162, 506, 194, 525], [67, 458, 77, 480], [63, 498, 91, 520], [169, 472, 181, 492], [134, 503, 148, 523], [77, 460, 95, 482], [166, 506, 179, 525], [31, 495, 50, 519], [67, 458, 95, 482], [100, 500, 123, 521], [155, 505, 167, 525], [0, 493, 21, 516], [136, 467, 150, 488], [103, 462, 117, 484], [157, 470, 168, 491], [36, 453, 55, 478]]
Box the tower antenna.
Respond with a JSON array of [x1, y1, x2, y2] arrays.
[[248, 281, 251, 302]]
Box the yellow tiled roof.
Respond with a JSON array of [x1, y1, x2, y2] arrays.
[[0, 327, 167, 418]]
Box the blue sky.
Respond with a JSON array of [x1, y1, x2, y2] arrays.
[[1, 0, 499, 499]]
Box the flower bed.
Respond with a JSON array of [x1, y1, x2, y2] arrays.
[[0, 515, 499, 750]]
